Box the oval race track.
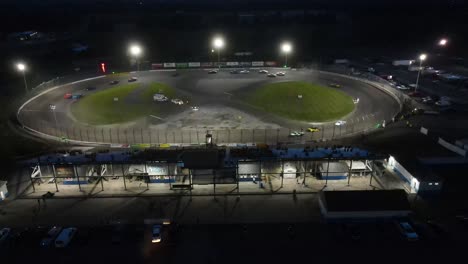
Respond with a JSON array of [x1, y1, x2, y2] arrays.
[[17, 69, 400, 145]]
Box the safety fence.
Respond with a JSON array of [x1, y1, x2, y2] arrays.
[[19, 109, 392, 146]]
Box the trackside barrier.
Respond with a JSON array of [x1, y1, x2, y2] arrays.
[[152, 61, 275, 68], [163, 62, 176, 68]]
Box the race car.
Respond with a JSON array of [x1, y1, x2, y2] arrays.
[[258, 69, 268, 74], [289, 131, 305, 137], [191, 106, 199, 111], [64, 93, 72, 99], [267, 73, 277, 77], [240, 69, 249, 74], [276, 72, 285, 76], [208, 70, 218, 74], [128, 77, 138, 82], [171, 98, 184, 105], [109, 80, 119, 85], [72, 94, 83, 99], [230, 70, 240, 74], [335, 120, 347, 126], [307, 127, 320, 132], [329, 83, 341, 88]]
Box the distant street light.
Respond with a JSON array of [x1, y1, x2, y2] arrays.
[[281, 42, 292, 67], [438, 38, 448, 46], [415, 53, 427, 92], [212, 37, 224, 68], [16, 63, 28, 92], [129, 44, 142, 71]]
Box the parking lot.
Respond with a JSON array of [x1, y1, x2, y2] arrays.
[[1, 219, 465, 263]]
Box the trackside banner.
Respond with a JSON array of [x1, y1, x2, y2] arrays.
[[239, 62, 251, 66], [163, 62, 176, 68], [151, 63, 163, 69], [265, 61, 277, 66], [188, 62, 201, 67], [201, 62, 213, 67], [176, 63, 188, 68], [226, 62, 239, 66], [251, 61, 264, 67]]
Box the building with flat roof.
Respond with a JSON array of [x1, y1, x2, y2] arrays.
[[319, 190, 411, 220]]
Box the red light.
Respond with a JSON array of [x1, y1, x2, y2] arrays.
[[100, 63, 106, 73]]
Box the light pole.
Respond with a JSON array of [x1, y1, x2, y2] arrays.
[[213, 37, 224, 69], [49, 104, 58, 134], [16, 63, 28, 92], [414, 53, 427, 93], [129, 45, 142, 71], [281, 42, 292, 68]]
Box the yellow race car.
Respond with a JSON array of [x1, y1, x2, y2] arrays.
[[329, 83, 341, 88], [307, 127, 320, 132]]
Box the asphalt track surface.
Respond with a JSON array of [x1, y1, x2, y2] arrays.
[[17, 68, 400, 145]]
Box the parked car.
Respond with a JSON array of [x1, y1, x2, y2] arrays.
[[128, 77, 138, 82], [0, 228, 11, 244], [109, 80, 119, 85], [40, 226, 62, 247], [397, 221, 418, 241], [55, 227, 77, 248], [152, 225, 162, 243], [408, 91, 424, 97], [421, 96, 434, 104], [64, 93, 72, 99], [396, 85, 410, 90]]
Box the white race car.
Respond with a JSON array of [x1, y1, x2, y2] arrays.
[[267, 73, 277, 77], [335, 120, 347, 126], [276, 72, 285, 76], [171, 98, 184, 105], [289, 131, 305, 137], [191, 106, 199, 111], [259, 69, 268, 74]]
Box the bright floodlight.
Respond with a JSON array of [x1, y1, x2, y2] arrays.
[[439, 38, 448, 46], [282, 43, 292, 53], [129, 45, 142, 56], [17, 63, 26, 71], [213, 37, 224, 49], [419, 54, 427, 61]]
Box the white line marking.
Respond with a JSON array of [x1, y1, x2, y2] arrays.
[[150, 115, 164, 120], [224, 92, 233, 96]]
